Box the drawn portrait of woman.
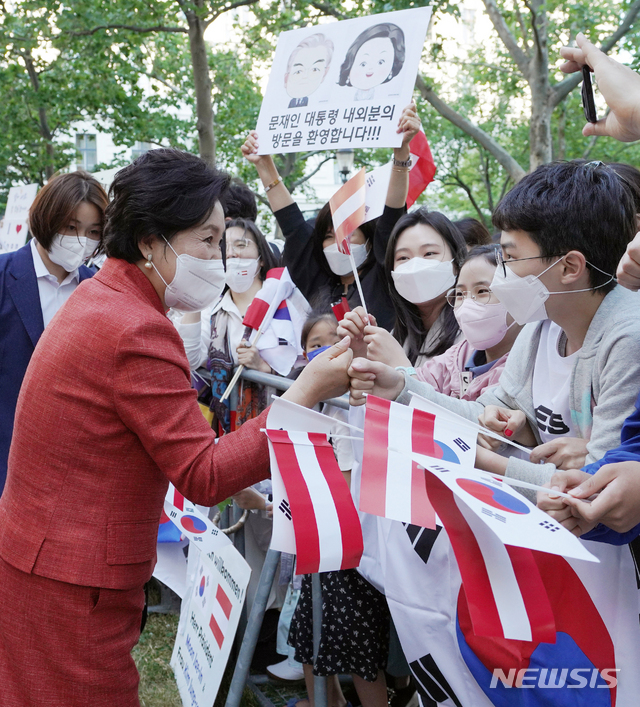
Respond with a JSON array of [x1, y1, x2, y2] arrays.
[[337, 22, 406, 101]]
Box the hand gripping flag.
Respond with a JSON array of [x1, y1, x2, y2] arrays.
[[266, 429, 363, 574], [329, 167, 366, 255], [241, 266, 310, 376], [407, 130, 436, 208]]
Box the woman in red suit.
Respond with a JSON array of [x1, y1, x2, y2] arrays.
[[0, 149, 352, 707]]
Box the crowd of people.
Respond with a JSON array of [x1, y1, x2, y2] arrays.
[[3, 30, 640, 707]]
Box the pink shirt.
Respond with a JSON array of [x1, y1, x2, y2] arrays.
[[415, 339, 509, 402]]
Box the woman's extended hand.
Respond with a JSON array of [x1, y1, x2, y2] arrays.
[[561, 461, 640, 533], [529, 437, 588, 470], [396, 102, 421, 147], [478, 405, 536, 447], [536, 469, 597, 537], [241, 131, 267, 166], [348, 357, 405, 406], [283, 336, 353, 408]]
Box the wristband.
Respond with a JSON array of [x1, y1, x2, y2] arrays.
[[392, 157, 412, 168], [395, 365, 417, 377], [265, 176, 282, 192]]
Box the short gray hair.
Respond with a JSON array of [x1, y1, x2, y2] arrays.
[[285, 33, 334, 75]]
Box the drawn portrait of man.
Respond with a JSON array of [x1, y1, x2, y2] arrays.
[[284, 33, 334, 109]]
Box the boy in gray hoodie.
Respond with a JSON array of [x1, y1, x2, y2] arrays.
[[348, 160, 640, 496]]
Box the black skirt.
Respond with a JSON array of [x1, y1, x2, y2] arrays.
[[288, 569, 390, 681]]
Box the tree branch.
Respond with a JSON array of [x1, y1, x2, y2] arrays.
[[445, 173, 487, 224], [522, 0, 543, 61], [481, 0, 530, 79], [551, 0, 640, 106], [310, 2, 347, 20], [205, 0, 260, 27], [513, 0, 530, 49], [62, 24, 187, 37], [290, 155, 334, 191], [415, 75, 526, 182]]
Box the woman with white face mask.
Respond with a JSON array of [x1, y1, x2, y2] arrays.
[[0, 170, 107, 494], [240, 103, 422, 331], [177, 218, 281, 434], [350, 246, 523, 402], [0, 149, 353, 706], [338, 208, 468, 369]]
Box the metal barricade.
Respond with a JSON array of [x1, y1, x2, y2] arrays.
[[218, 366, 341, 707]]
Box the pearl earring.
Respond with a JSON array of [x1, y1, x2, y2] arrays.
[[144, 253, 153, 270]]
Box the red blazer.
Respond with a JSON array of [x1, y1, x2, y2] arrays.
[[0, 258, 270, 590]]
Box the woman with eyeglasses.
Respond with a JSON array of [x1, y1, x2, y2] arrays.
[[178, 218, 283, 434], [413, 244, 523, 400]]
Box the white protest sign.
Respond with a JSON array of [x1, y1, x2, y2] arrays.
[[5, 183, 38, 220], [164, 486, 251, 707], [413, 456, 598, 563], [0, 220, 28, 254], [255, 7, 432, 154], [0, 183, 38, 255]]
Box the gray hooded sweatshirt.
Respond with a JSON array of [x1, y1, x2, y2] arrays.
[[396, 286, 640, 496]]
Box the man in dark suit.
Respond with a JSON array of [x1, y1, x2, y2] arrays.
[[0, 170, 107, 494], [0, 240, 96, 493]]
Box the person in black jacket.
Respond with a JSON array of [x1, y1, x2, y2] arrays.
[[240, 103, 420, 331]]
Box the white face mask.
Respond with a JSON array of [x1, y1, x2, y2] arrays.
[[48, 234, 95, 272], [391, 257, 456, 304], [490, 257, 615, 325], [152, 237, 226, 312], [225, 258, 261, 293], [323, 242, 368, 276]]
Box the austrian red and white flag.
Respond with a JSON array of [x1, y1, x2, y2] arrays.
[[267, 428, 363, 574], [360, 395, 440, 529], [425, 469, 556, 643], [209, 584, 234, 649], [407, 130, 436, 208], [329, 167, 366, 255]]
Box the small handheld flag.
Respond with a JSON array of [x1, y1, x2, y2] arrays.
[[329, 168, 369, 315]]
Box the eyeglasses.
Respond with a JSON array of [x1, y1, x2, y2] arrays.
[[446, 286, 495, 308], [495, 248, 565, 278], [226, 237, 256, 255]]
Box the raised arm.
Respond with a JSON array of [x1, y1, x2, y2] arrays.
[[385, 102, 421, 209], [241, 131, 294, 212], [560, 33, 640, 142]]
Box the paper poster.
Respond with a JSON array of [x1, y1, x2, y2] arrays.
[[0, 183, 38, 255], [0, 220, 29, 254], [255, 7, 432, 154], [164, 486, 251, 707]]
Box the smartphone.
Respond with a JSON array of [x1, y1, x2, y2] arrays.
[[581, 65, 598, 124]]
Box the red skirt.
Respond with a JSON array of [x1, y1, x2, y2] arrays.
[[0, 556, 145, 707]]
